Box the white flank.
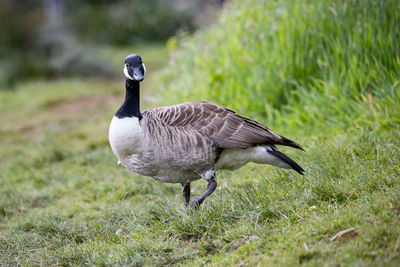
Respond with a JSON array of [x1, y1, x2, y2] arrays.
[[216, 145, 291, 170], [201, 169, 215, 180]]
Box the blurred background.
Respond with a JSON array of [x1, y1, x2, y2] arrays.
[[0, 0, 223, 87], [1, 0, 400, 265]]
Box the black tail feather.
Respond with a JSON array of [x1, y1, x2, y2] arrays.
[[280, 136, 305, 151], [268, 150, 305, 175]]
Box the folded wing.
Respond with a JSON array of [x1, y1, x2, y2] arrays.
[[142, 101, 303, 150]]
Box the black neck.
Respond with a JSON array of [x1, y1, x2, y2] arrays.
[[115, 79, 142, 120]]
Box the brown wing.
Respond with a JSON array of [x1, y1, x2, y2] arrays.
[[142, 101, 303, 150]]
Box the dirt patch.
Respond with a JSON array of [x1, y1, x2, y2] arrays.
[[20, 123, 42, 138], [11, 94, 122, 140], [49, 94, 122, 116]]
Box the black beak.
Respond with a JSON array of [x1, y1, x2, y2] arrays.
[[130, 65, 145, 82]]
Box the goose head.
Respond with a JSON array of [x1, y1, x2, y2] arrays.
[[123, 54, 146, 82]]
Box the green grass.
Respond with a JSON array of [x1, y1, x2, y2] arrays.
[[162, 0, 400, 130], [1, 1, 400, 266]]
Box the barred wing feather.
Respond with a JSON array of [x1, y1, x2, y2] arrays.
[[142, 101, 303, 150]]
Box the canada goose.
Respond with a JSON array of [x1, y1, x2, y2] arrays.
[[109, 54, 304, 214]]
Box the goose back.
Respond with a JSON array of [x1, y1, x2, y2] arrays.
[[143, 101, 302, 150]]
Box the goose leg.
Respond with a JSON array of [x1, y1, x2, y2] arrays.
[[187, 173, 217, 210], [181, 183, 191, 206], [164, 183, 191, 223], [164, 174, 216, 223]]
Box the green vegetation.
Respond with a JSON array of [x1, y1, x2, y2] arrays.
[[0, 0, 199, 86], [73, 0, 195, 45], [1, 0, 399, 265], [163, 0, 400, 130]]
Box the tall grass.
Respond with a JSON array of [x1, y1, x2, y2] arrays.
[[162, 0, 400, 131]]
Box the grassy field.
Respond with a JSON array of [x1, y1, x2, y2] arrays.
[[1, 0, 400, 266]]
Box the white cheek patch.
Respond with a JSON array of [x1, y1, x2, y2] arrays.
[[142, 63, 146, 76], [123, 65, 134, 80]]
